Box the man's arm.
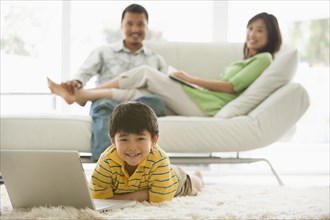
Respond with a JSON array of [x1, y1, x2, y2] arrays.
[[111, 189, 149, 202], [157, 55, 168, 74], [71, 47, 104, 88]]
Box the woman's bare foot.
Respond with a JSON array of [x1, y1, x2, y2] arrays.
[[75, 96, 87, 107], [47, 77, 75, 105], [191, 171, 204, 192]]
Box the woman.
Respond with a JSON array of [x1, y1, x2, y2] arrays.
[[48, 12, 282, 117]]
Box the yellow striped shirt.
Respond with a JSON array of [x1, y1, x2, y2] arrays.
[[89, 144, 178, 203]]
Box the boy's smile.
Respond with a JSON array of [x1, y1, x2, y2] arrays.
[[111, 130, 159, 168]]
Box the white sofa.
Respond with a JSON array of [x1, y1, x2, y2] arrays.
[[1, 42, 309, 184]]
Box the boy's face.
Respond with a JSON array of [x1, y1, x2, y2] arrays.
[[111, 130, 158, 167]]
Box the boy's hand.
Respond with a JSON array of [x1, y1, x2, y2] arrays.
[[112, 189, 149, 202]]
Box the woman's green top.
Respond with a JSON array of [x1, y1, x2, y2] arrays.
[[182, 52, 272, 116]]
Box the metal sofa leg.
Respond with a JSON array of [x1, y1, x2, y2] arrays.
[[169, 153, 284, 186], [258, 158, 284, 186], [234, 152, 284, 186]]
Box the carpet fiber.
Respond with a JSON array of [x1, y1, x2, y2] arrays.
[[1, 184, 329, 220]]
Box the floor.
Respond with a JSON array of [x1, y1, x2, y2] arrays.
[[83, 142, 330, 187]]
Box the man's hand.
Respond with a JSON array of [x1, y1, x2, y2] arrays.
[[60, 80, 82, 95]]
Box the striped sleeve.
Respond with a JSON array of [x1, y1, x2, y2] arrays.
[[89, 156, 115, 199], [148, 151, 178, 203]]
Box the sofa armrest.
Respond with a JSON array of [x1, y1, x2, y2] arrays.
[[248, 83, 310, 145]]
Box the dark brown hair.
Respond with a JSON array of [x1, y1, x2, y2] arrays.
[[109, 101, 158, 139], [244, 12, 282, 59], [121, 4, 149, 23]]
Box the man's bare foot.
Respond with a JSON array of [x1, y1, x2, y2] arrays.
[[47, 77, 75, 105]]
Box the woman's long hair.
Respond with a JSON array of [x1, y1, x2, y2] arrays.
[[244, 12, 282, 59]]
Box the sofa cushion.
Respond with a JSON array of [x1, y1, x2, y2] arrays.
[[0, 114, 92, 152], [215, 48, 298, 118]]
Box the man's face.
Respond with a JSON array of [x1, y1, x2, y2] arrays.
[[121, 12, 148, 48]]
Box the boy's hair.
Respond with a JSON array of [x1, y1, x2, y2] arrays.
[[121, 4, 149, 23], [109, 101, 159, 139]]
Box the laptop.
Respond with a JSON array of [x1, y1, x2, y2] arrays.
[[0, 150, 136, 212]]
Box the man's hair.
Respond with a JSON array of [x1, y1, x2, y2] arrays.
[[109, 101, 158, 139], [121, 4, 149, 23], [243, 12, 282, 59]]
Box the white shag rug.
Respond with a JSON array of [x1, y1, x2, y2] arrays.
[[1, 184, 329, 220]]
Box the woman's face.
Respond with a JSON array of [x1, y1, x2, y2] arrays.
[[246, 18, 268, 55]]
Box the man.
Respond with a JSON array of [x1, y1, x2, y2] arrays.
[[62, 4, 167, 161]]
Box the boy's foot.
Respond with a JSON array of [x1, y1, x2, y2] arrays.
[[194, 171, 204, 187], [47, 77, 75, 105], [191, 170, 204, 192]]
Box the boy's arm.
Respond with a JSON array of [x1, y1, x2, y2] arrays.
[[111, 189, 149, 202]]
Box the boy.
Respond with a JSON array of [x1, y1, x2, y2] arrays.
[[89, 101, 203, 203]]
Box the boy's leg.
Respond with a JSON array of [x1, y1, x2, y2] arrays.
[[172, 165, 203, 197], [90, 96, 165, 161]]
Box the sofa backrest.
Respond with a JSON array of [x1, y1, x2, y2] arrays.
[[144, 41, 243, 79]]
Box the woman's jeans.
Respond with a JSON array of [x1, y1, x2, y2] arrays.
[[90, 96, 165, 161]]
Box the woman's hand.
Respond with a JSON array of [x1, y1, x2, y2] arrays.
[[170, 71, 235, 93], [170, 71, 196, 84]]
